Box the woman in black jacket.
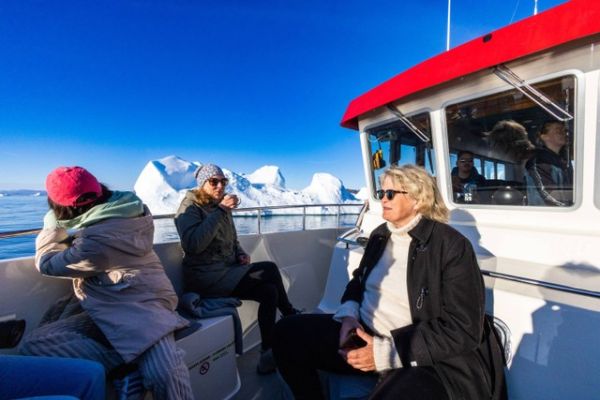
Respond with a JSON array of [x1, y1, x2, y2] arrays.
[[525, 120, 573, 206], [175, 163, 300, 374], [273, 165, 506, 400]]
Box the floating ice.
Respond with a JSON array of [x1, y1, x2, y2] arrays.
[[134, 156, 361, 216]]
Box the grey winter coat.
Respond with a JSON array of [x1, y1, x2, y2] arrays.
[[175, 191, 250, 297], [35, 207, 188, 363]]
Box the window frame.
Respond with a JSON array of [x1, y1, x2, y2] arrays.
[[595, 74, 600, 211], [440, 69, 584, 210], [363, 109, 434, 201]]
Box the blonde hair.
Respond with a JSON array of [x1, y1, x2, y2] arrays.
[[192, 186, 215, 206], [380, 165, 449, 223]]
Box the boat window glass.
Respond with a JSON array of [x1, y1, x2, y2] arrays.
[[497, 164, 506, 180], [368, 112, 433, 196], [445, 75, 575, 207], [484, 160, 495, 179], [449, 153, 458, 168], [474, 158, 483, 175]]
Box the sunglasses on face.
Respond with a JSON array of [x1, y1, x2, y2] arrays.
[[458, 159, 474, 164], [207, 178, 229, 187], [376, 189, 408, 200]]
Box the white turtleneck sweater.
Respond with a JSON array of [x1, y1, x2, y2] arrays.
[[334, 214, 422, 371]]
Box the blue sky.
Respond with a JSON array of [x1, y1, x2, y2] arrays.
[[0, 0, 566, 191]]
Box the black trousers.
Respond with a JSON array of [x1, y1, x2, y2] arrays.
[[231, 261, 295, 350], [272, 314, 449, 400]]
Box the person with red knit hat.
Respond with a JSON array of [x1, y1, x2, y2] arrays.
[[45, 166, 103, 206], [20, 166, 193, 400]]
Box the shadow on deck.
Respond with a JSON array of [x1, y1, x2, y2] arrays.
[[233, 347, 292, 400]]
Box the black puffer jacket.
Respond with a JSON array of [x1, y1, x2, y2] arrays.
[[175, 191, 250, 296], [342, 218, 507, 400]]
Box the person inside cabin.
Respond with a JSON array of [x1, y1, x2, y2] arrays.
[[19, 166, 193, 400], [525, 120, 573, 206], [175, 163, 301, 375], [451, 150, 486, 202], [485, 119, 535, 164], [272, 165, 507, 400]]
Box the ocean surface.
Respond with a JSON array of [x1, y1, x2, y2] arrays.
[[0, 195, 360, 260]]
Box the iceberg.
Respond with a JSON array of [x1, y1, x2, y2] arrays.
[[133, 156, 200, 215], [245, 165, 285, 189], [354, 187, 370, 201], [303, 173, 355, 204], [134, 155, 361, 216]]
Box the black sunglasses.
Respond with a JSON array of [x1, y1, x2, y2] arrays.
[[207, 178, 229, 187], [376, 189, 408, 200]]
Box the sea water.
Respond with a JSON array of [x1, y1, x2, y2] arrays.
[[0, 195, 49, 260], [0, 195, 359, 260]]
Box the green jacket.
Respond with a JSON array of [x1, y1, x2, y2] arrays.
[[175, 191, 250, 297]]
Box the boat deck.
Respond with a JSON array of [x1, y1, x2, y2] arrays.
[[234, 347, 291, 400]]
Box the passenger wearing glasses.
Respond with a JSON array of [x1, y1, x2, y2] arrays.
[[273, 165, 506, 400], [175, 164, 300, 374], [451, 150, 486, 203]]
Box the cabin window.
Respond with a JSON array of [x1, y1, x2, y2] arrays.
[[445, 75, 575, 207], [367, 112, 434, 196]]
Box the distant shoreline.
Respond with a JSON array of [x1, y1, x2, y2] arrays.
[[0, 190, 46, 196]]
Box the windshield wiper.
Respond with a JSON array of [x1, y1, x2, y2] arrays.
[[493, 64, 573, 121], [385, 105, 431, 143]]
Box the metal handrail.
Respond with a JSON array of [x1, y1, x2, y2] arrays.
[[0, 228, 41, 239], [0, 203, 364, 239], [480, 269, 600, 300], [331, 233, 600, 300], [152, 203, 362, 217]]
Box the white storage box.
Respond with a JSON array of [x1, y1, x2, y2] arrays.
[[177, 315, 240, 399]]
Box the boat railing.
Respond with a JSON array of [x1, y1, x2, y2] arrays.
[[0, 202, 367, 239]]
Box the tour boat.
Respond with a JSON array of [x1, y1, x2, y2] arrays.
[[1, 0, 599, 398], [339, 0, 599, 398]]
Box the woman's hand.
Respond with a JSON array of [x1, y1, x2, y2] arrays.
[[238, 254, 251, 265], [339, 328, 376, 372], [219, 194, 239, 210]]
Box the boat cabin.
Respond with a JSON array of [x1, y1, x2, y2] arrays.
[[340, 0, 600, 398]]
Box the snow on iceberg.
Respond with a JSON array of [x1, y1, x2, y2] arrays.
[[245, 165, 285, 188], [133, 155, 200, 215], [134, 156, 360, 216], [354, 187, 370, 201], [303, 173, 353, 204]]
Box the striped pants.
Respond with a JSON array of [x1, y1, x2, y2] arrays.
[[19, 311, 193, 400]]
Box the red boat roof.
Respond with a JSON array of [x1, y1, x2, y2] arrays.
[[341, 0, 600, 129]]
